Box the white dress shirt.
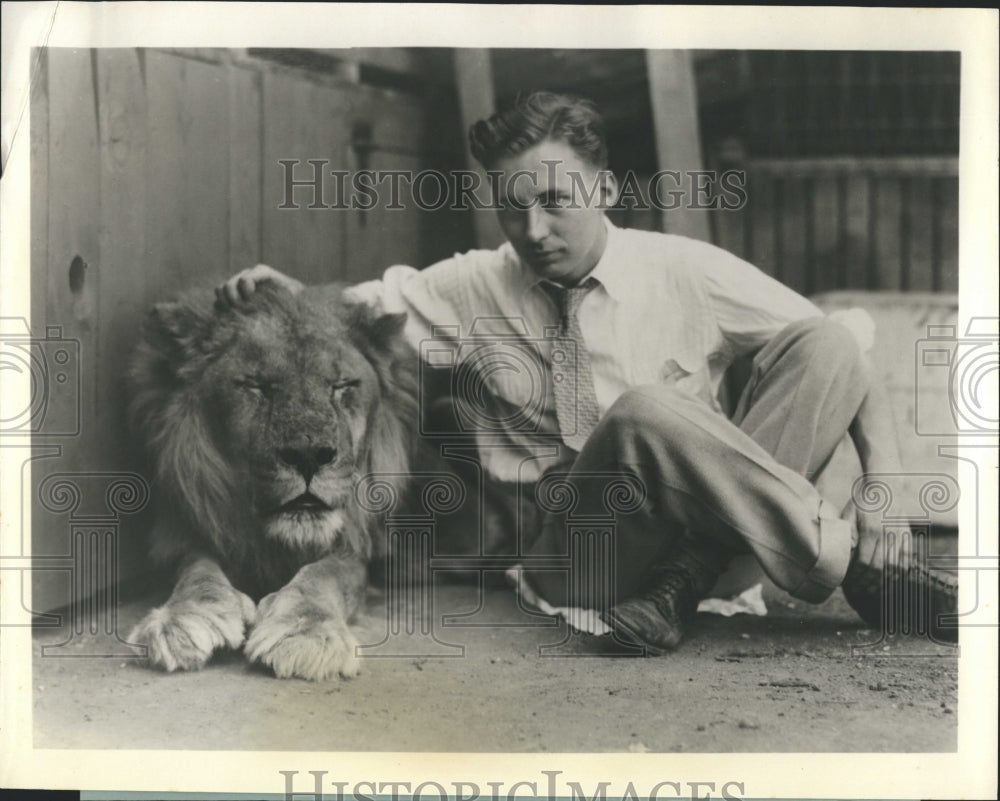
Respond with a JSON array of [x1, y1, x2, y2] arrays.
[[347, 219, 871, 484]]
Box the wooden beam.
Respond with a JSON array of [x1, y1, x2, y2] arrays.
[[452, 49, 505, 249], [645, 50, 712, 242]]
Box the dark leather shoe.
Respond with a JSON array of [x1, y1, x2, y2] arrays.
[[601, 546, 721, 655], [842, 559, 958, 643], [603, 595, 691, 655]]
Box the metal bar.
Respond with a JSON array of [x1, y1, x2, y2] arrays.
[[804, 177, 816, 295], [931, 176, 943, 292], [900, 176, 912, 291], [836, 173, 848, 289], [772, 176, 784, 283], [747, 156, 958, 176], [866, 172, 879, 289]]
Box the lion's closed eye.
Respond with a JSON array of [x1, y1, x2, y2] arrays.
[[331, 378, 361, 402], [235, 377, 276, 399]]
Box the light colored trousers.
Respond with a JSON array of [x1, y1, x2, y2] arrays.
[[522, 317, 870, 607]]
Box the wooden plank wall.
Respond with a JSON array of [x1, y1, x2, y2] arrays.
[[30, 47, 461, 612], [709, 157, 959, 294]]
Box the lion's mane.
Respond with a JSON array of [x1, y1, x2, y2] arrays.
[[128, 284, 417, 594]]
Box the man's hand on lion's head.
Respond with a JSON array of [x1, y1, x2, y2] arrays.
[[215, 263, 305, 308]]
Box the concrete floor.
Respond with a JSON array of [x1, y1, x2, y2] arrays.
[[33, 560, 959, 753]]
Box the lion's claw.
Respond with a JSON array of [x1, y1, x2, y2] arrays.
[[129, 589, 256, 672], [245, 595, 359, 681]]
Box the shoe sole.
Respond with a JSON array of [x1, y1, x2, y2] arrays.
[[843, 566, 959, 643], [601, 609, 672, 656]]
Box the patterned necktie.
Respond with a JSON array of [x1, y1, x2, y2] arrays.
[[547, 278, 602, 452]]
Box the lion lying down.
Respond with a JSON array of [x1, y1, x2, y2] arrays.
[[128, 283, 416, 681]]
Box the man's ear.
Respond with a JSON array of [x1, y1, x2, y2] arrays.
[[598, 170, 619, 210]]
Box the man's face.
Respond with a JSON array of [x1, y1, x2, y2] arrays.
[[493, 139, 618, 287]]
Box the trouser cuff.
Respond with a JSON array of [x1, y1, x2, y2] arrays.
[[789, 499, 854, 603]]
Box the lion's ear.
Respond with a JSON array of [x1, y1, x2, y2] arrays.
[[144, 301, 214, 363], [368, 312, 408, 348], [352, 311, 408, 353]]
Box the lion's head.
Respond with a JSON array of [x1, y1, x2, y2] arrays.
[[129, 283, 415, 593]]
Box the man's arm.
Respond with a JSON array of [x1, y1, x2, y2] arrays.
[[848, 356, 912, 568], [691, 238, 822, 356], [849, 357, 904, 474], [692, 237, 877, 357], [214, 256, 479, 353]]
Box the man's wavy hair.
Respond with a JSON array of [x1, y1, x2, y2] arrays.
[[468, 91, 609, 170]]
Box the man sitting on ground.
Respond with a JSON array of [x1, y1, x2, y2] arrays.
[[220, 92, 957, 651]]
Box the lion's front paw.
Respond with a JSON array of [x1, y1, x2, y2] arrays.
[[244, 593, 359, 681], [129, 589, 256, 672]]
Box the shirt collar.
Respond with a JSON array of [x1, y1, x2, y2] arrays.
[[514, 217, 627, 301]]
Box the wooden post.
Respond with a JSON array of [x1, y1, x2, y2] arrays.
[[645, 50, 712, 242], [452, 49, 505, 250]]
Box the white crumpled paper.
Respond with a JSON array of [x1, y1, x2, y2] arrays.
[[696, 582, 767, 617], [506, 566, 767, 636]]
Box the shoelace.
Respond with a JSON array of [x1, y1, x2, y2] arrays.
[[642, 561, 715, 618]]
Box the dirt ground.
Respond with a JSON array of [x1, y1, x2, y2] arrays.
[[33, 551, 958, 754]]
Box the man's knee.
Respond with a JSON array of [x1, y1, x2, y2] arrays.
[[773, 316, 870, 383], [600, 385, 704, 443], [783, 315, 857, 350]]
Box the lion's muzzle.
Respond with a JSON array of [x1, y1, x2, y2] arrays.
[[277, 444, 338, 483]]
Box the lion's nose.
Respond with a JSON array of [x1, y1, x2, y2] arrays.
[[278, 445, 337, 482]]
